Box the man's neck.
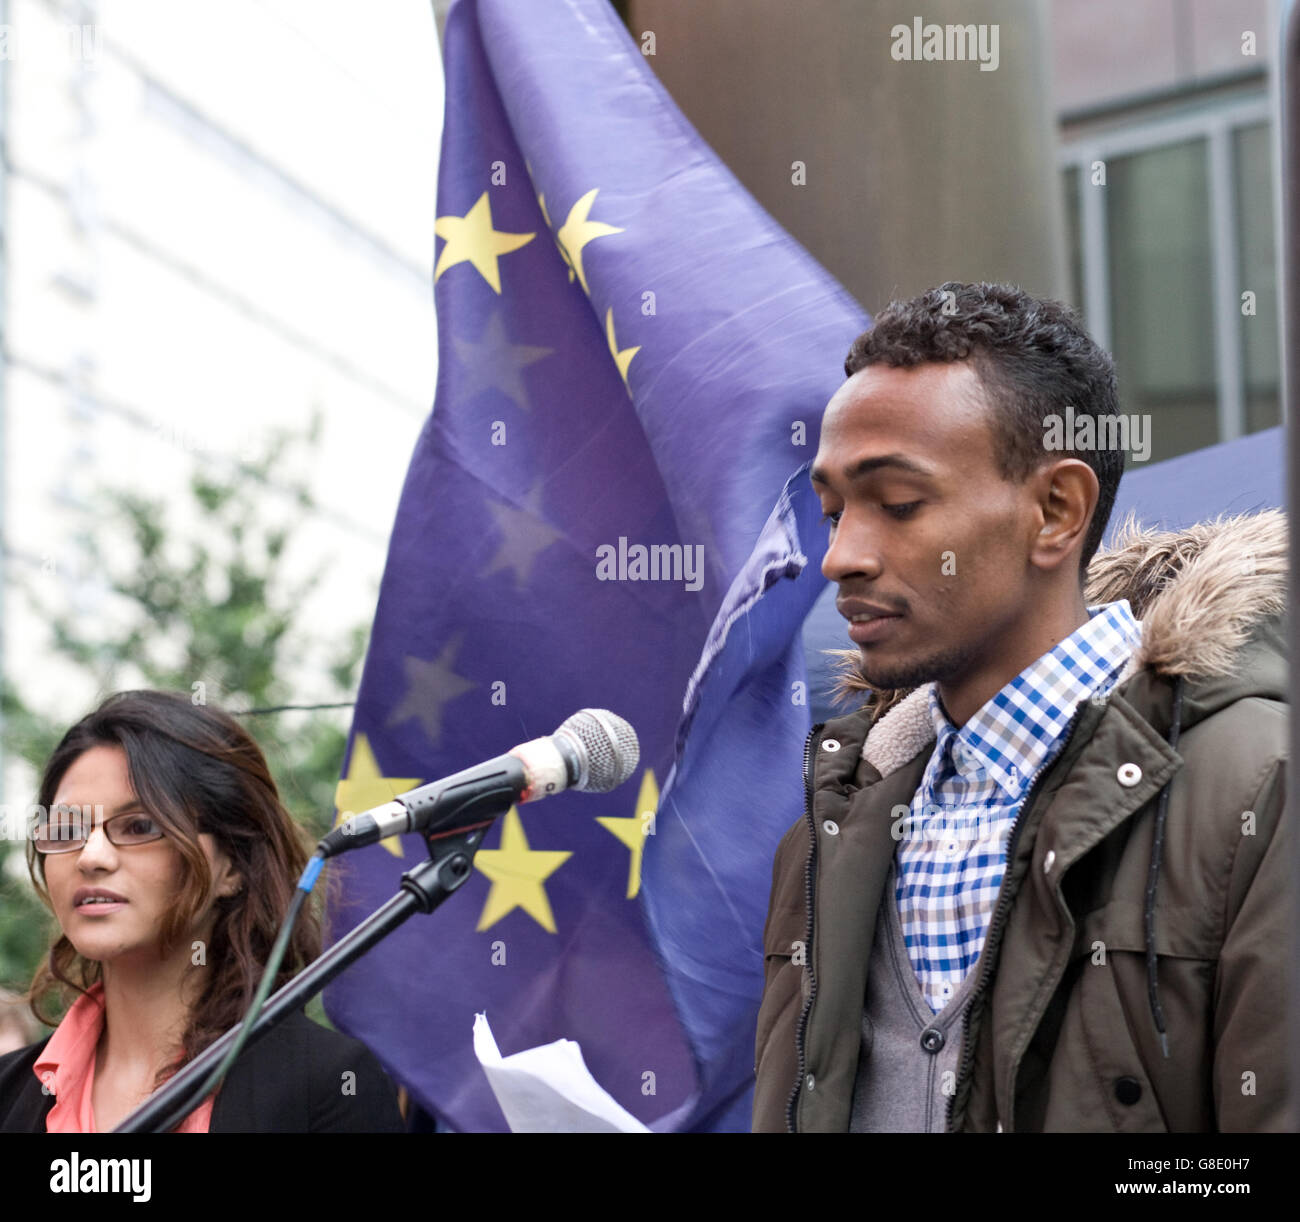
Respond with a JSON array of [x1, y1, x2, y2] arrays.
[[937, 594, 1091, 727]]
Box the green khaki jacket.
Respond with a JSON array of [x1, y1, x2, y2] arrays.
[[753, 509, 1292, 1132]]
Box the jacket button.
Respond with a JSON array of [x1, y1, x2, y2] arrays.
[[1117, 762, 1142, 787], [1042, 849, 1056, 874], [920, 1027, 945, 1053], [1114, 1076, 1142, 1106], [805, 1074, 816, 1091], [822, 739, 841, 753], [822, 819, 840, 836]]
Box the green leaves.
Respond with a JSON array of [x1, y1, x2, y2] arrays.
[[0, 410, 372, 991]]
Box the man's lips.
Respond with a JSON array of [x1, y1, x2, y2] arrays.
[[836, 598, 904, 623], [847, 615, 901, 644], [837, 598, 903, 644]]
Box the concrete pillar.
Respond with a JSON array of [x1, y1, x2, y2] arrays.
[[623, 0, 1065, 309]]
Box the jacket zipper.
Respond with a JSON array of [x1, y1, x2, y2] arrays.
[[785, 721, 823, 1133], [943, 700, 1089, 1132]]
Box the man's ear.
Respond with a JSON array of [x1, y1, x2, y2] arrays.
[[1028, 458, 1098, 574]]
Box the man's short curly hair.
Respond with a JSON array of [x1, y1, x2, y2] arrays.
[[843, 281, 1123, 575]]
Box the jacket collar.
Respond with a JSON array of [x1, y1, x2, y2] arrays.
[[824, 509, 1288, 779]]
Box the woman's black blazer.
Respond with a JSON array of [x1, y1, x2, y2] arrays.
[[0, 1010, 405, 1133]]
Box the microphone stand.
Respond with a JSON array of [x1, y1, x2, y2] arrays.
[[113, 824, 487, 1133]]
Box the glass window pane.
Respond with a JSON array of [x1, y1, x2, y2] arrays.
[[1233, 122, 1280, 433], [1106, 139, 1217, 463]]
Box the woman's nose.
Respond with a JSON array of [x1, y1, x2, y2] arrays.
[[76, 825, 117, 870]]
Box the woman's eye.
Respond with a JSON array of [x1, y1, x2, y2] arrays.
[[820, 510, 842, 527]]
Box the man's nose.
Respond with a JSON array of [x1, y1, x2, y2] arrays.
[[821, 512, 883, 584]]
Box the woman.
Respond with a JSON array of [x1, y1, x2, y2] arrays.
[[0, 689, 404, 1132]]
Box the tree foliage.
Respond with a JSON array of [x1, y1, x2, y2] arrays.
[[0, 411, 372, 1000]]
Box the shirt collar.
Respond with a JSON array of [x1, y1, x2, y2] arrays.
[[925, 599, 1142, 798], [33, 980, 106, 1100]]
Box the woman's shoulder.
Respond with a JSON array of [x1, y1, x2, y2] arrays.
[[0, 1037, 48, 1074], [0, 1035, 54, 1131], [0, 1035, 52, 1085], [255, 1010, 390, 1072], [212, 1010, 404, 1134]]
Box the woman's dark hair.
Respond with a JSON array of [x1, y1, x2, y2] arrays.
[[844, 280, 1123, 574], [26, 689, 322, 1085]]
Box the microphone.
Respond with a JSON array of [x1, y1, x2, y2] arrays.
[[317, 709, 639, 857]]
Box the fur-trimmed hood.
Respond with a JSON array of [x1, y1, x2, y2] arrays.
[[828, 508, 1288, 779]]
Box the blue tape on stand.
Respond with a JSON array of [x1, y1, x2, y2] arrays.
[[297, 854, 325, 893]]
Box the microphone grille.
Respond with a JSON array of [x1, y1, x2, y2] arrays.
[[557, 710, 639, 792]]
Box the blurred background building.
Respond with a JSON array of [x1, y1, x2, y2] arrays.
[[597, 0, 1281, 467], [0, 0, 440, 810]]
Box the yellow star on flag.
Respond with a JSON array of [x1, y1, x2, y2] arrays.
[[333, 733, 422, 858], [605, 308, 640, 385], [596, 768, 658, 899], [473, 807, 572, 932], [434, 192, 535, 294], [554, 188, 623, 295]]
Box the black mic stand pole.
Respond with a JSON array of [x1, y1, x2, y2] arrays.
[[113, 825, 487, 1134]]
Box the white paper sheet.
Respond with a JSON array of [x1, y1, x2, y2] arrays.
[[473, 1012, 651, 1133]]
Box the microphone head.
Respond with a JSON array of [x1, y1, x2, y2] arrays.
[[555, 710, 639, 792]]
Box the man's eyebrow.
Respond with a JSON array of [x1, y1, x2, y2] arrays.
[[809, 453, 936, 485]]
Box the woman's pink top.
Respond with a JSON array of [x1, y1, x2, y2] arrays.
[[32, 982, 213, 1133]]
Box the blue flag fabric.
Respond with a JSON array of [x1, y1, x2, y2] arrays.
[[647, 464, 833, 1130], [323, 0, 866, 1132]]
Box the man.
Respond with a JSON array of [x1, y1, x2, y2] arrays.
[[752, 281, 1290, 1132]]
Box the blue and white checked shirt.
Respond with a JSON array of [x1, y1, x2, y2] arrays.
[[895, 600, 1142, 1012]]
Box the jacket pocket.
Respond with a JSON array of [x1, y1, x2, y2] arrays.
[[1061, 901, 1216, 1131], [756, 910, 807, 1070]]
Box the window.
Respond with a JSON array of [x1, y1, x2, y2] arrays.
[[1060, 101, 1279, 464]]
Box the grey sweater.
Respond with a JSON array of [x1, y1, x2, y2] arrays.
[[849, 860, 982, 1132]]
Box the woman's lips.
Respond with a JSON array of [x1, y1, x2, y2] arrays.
[[72, 888, 128, 915], [74, 902, 127, 916]]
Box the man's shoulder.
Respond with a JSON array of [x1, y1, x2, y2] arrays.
[[772, 704, 885, 856], [1141, 681, 1287, 801], [1188, 689, 1287, 747], [1113, 665, 1286, 767]]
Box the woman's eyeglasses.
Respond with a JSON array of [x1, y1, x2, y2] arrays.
[[33, 809, 167, 855]]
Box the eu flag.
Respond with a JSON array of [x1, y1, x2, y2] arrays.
[[323, 0, 867, 1131]]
